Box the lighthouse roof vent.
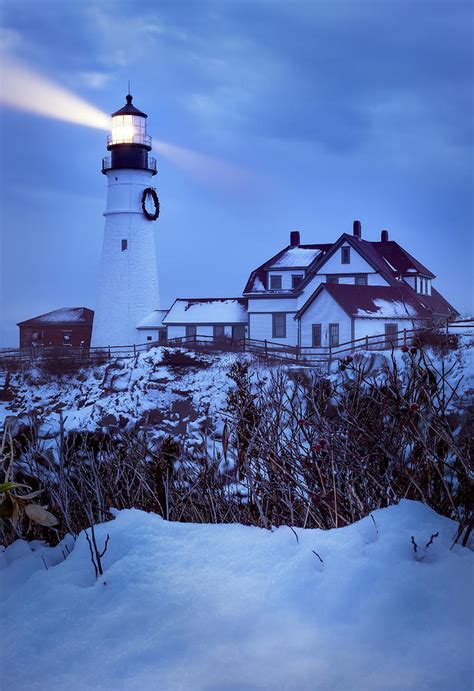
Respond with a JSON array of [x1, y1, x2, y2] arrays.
[[111, 93, 147, 119]]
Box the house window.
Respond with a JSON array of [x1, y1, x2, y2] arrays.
[[147, 336, 153, 341], [213, 325, 225, 339], [121, 239, 128, 251], [329, 323, 339, 347], [32, 331, 43, 342], [185, 325, 196, 338], [272, 313, 286, 339], [312, 324, 322, 347], [292, 274, 303, 289], [384, 323, 398, 349], [62, 331, 72, 345], [341, 246, 350, 264], [327, 275, 339, 284], [355, 275, 368, 285], [270, 275, 282, 290]]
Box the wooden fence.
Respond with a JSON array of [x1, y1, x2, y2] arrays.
[[0, 318, 472, 369]]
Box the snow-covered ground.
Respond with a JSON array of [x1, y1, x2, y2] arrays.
[[2, 341, 473, 440], [1, 348, 259, 438], [1, 501, 472, 691]]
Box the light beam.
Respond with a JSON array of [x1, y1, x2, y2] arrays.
[[0, 56, 250, 187], [0, 56, 110, 131]]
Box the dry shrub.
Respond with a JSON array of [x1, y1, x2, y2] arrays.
[[1, 349, 472, 548], [413, 326, 459, 352]]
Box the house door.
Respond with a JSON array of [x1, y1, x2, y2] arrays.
[[384, 323, 398, 349], [232, 325, 246, 343]]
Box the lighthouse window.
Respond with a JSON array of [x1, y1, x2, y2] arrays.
[[121, 239, 128, 251]]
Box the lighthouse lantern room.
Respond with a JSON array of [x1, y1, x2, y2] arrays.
[[92, 93, 160, 347]]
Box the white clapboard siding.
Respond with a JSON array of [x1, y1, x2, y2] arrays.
[[367, 273, 389, 285], [319, 243, 376, 276], [249, 313, 298, 345], [353, 317, 420, 341], [247, 297, 298, 313], [299, 290, 351, 348], [298, 276, 324, 308]]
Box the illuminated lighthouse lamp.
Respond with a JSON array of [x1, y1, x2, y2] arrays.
[[102, 93, 156, 174], [109, 94, 150, 145]]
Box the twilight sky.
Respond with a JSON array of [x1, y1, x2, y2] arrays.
[[0, 0, 472, 345]]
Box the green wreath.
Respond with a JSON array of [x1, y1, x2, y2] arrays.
[[141, 187, 160, 221]]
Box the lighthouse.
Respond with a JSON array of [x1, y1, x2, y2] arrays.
[[91, 93, 160, 347]]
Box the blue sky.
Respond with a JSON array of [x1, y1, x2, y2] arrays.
[[0, 0, 472, 345]]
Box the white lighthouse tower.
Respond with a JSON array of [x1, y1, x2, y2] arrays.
[[91, 93, 160, 346]]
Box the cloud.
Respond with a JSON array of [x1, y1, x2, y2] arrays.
[[78, 71, 111, 89]]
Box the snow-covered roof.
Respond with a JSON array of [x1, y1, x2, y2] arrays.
[[136, 309, 169, 329], [18, 307, 94, 326], [296, 284, 431, 321], [270, 246, 322, 268], [163, 298, 248, 325], [355, 299, 419, 318]]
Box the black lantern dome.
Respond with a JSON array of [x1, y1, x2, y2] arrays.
[[102, 93, 157, 175]]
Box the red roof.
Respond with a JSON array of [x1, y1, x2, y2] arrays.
[[411, 287, 458, 316], [245, 232, 440, 295], [369, 240, 435, 278], [296, 283, 458, 320]]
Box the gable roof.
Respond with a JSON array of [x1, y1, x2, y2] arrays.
[[412, 287, 459, 317], [369, 240, 435, 278], [295, 283, 457, 321], [163, 298, 248, 325], [17, 307, 94, 327], [243, 243, 331, 293]]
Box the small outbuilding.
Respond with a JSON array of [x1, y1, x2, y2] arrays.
[[17, 307, 94, 349]]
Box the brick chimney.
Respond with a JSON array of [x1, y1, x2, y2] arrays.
[[381, 229, 389, 242], [353, 220, 361, 239], [290, 230, 300, 246]]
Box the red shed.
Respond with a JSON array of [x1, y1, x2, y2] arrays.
[[17, 307, 94, 349]]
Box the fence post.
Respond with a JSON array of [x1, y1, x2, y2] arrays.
[[365, 335, 369, 350], [264, 339, 268, 358], [328, 343, 332, 363], [133, 344, 136, 356], [403, 328, 407, 347], [295, 346, 299, 364], [108, 345, 111, 359], [445, 318, 449, 344]]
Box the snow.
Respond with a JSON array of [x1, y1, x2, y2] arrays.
[[0, 348, 260, 443], [271, 246, 321, 268], [251, 276, 266, 291], [1, 500, 472, 691], [136, 309, 168, 329], [22, 307, 91, 324], [164, 298, 248, 324], [356, 298, 419, 318]]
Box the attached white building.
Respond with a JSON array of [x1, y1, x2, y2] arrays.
[[137, 221, 458, 349], [163, 298, 248, 342]]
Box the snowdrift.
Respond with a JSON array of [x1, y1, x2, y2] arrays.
[[1, 501, 472, 691]]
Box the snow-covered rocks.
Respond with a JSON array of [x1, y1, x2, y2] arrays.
[[1, 500, 472, 690]]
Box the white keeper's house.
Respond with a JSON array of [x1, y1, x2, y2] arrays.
[[160, 222, 458, 349], [17, 93, 459, 351]]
